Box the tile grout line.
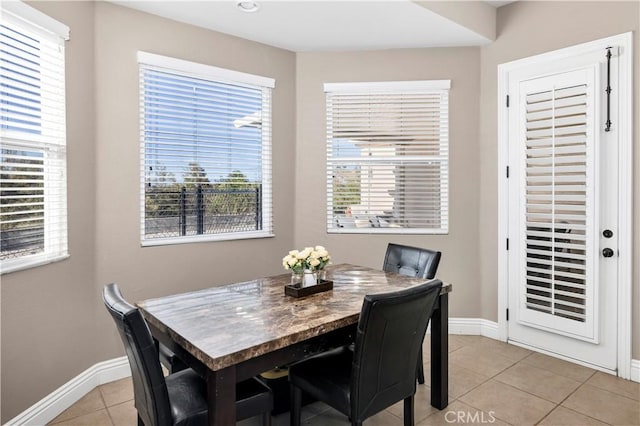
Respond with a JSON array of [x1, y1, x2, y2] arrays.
[[446, 340, 518, 424], [584, 372, 640, 402], [492, 359, 590, 404], [457, 345, 595, 426], [568, 379, 640, 409], [494, 362, 594, 409], [536, 404, 613, 426], [534, 372, 617, 426], [97, 385, 116, 426], [47, 389, 110, 425], [456, 379, 551, 426], [425, 343, 485, 402], [442, 339, 520, 402]]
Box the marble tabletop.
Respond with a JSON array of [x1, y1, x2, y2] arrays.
[[138, 263, 451, 372]]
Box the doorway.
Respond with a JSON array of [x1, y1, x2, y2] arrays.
[[497, 33, 633, 376]]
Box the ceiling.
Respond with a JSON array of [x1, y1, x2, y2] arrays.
[[108, 1, 508, 52]]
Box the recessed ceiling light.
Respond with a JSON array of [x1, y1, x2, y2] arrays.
[[237, 1, 260, 13]]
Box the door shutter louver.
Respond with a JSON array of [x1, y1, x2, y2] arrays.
[[519, 67, 597, 341], [325, 81, 449, 234]]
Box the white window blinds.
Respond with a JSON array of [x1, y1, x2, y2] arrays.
[[1, 2, 69, 273], [138, 52, 274, 245], [325, 81, 450, 234]]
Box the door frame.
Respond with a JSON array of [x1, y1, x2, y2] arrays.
[[497, 32, 633, 378]]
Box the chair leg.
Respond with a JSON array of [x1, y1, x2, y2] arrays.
[[290, 383, 302, 426], [261, 411, 271, 426], [417, 348, 425, 385], [137, 415, 145, 426], [403, 395, 415, 426]]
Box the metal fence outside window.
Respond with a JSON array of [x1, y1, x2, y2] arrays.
[[144, 185, 262, 239]]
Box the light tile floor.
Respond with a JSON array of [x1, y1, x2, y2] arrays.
[[49, 335, 640, 425]]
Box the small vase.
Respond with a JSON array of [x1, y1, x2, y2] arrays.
[[291, 271, 303, 286], [302, 269, 318, 287]]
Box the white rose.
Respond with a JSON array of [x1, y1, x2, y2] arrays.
[[315, 245, 325, 251], [309, 258, 321, 267], [289, 250, 299, 256], [298, 248, 311, 259]]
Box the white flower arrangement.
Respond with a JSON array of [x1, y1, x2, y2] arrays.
[[282, 246, 331, 274]]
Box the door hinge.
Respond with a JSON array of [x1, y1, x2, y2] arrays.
[[506, 308, 509, 321], [506, 94, 510, 107], [506, 238, 509, 250], [506, 166, 510, 178]]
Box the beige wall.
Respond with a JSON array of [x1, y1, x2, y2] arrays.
[[91, 2, 297, 363], [2, 1, 638, 422], [1, 1, 97, 421], [1, 2, 296, 421], [295, 48, 483, 319], [478, 1, 640, 358]]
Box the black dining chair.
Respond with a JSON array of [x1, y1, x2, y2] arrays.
[[288, 280, 443, 426], [383, 243, 441, 281], [103, 283, 273, 426], [383, 243, 441, 384], [158, 344, 187, 374]]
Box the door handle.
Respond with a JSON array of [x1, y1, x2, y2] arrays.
[[602, 248, 615, 258]]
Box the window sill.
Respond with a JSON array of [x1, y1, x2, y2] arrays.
[[141, 231, 275, 247], [327, 228, 449, 235], [1, 253, 70, 275]]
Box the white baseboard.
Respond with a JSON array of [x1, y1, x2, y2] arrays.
[[7, 319, 637, 425], [448, 318, 499, 339], [631, 359, 640, 383], [5, 357, 130, 426]]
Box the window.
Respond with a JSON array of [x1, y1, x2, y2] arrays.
[[325, 80, 450, 234], [1, 2, 70, 273], [138, 52, 274, 245]]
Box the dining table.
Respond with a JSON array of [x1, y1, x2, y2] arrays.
[[138, 263, 452, 425]]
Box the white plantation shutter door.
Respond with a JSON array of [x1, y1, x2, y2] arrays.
[[325, 81, 450, 234], [138, 52, 274, 245], [1, 3, 69, 273], [518, 68, 598, 341]]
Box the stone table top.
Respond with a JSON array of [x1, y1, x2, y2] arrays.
[[138, 263, 451, 372]]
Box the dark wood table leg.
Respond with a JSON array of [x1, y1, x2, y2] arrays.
[[207, 367, 236, 425], [430, 293, 449, 409]]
